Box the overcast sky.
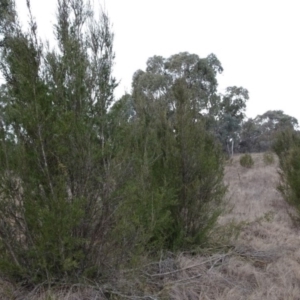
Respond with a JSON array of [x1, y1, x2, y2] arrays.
[[16, 0, 300, 122]]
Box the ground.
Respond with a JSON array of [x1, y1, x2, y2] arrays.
[[2, 153, 300, 299], [170, 153, 300, 299]]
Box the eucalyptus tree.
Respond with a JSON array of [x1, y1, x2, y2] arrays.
[[239, 110, 298, 152], [129, 52, 249, 157], [132, 52, 223, 116], [217, 86, 249, 155], [256, 110, 298, 150]]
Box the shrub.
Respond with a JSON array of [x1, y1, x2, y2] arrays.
[[273, 130, 300, 218], [0, 0, 228, 284], [0, 0, 119, 283], [239, 153, 254, 168], [263, 151, 275, 165], [115, 105, 227, 252]]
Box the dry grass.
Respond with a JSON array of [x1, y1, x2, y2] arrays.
[[2, 153, 300, 299], [168, 153, 300, 300]]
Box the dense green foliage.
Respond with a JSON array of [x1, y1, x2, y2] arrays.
[[109, 54, 228, 252], [239, 153, 254, 168], [0, 0, 119, 282], [273, 130, 300, 217], [116, 77, 226, 250], [0, 0, 277, 286]]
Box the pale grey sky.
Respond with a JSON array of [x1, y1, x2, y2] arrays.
[[15, 0, 300, 122]]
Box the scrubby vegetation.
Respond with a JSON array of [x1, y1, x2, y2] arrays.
[[263, 151, 275, 165], [0, 153, 299, 299], [0, 0, 300, 298], [0, 0, 228, 286], [239, 153, 254, 168], [273, 130, 300, 219], [239, 110, 298, 153]]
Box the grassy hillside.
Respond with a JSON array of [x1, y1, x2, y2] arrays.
[[1, 153, 300, 299], [214, 153, 300, 299], [162, 153, 300, 299]]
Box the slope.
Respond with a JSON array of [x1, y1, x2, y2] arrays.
[[2, 153, 300, 299], [170, 153, 300, 299]]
